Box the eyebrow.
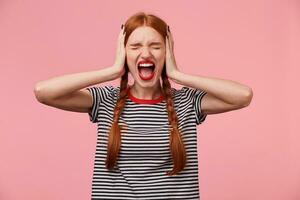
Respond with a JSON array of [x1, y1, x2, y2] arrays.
[[129, 42, 163, 46]]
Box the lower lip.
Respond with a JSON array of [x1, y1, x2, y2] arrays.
[[138, 68, 155, 81]]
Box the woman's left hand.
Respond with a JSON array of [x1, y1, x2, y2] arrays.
[[165, 25, 180, 81]]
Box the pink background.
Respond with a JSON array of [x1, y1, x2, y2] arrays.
[[1, 0, 299, 199]]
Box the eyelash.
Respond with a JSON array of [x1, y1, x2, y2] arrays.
[[131, 47, 161, 50]]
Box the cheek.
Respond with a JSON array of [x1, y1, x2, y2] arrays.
[[126, 51, 135, 61], [126, 51, 137, 70], [154, 49, 165, 58], [155, 51, 165, 64]]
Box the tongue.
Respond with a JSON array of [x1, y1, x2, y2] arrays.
[[139, 68, 154, 78], [140, 68, 153, 76]]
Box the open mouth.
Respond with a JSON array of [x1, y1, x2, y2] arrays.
[[137, 61, 156, 80]]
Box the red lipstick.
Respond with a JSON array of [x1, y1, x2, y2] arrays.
[[137, 60, 156, 81]]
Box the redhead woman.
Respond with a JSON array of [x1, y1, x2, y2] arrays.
[[34, 12, 253, 200]]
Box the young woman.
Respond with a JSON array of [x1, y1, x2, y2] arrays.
[[34, 12, 253, 200]]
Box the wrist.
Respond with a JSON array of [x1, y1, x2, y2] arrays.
[[111, 65, 125, 79], [169, 70, 181, 84]]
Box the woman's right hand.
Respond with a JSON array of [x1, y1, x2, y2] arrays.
[[112, 24, 127, 78]]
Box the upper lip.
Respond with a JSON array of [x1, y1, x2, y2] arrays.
[[137, 60, 155, 66]]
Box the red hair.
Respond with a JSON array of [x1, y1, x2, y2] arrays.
[[106, 12, 186, 176]]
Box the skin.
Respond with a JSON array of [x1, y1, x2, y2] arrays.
[[33, 23, 253, 117], [125, 25, 166, 100], [164, 26, 254, 114], [122, 24, 253, 114]]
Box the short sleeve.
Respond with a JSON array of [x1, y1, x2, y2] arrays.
[[86, 85, 115, 123], [181, 86, 208, 125]]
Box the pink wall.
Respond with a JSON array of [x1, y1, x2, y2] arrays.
[[1, 0, 299, 199]]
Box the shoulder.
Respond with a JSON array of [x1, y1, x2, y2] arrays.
[[171, 86, 191, 98], [104, 85, 120, 99], [88, 85, 119, 100], [171, 86, 207, 102]]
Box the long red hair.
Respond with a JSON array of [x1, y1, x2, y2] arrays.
[[106, 12, 186, 176]]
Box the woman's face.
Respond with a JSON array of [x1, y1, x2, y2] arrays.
[[125, 26, 166, 88]]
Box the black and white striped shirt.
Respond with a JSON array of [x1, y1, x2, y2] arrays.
[[86, 85, 207, 200]]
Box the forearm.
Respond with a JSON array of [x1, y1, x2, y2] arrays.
[[172, 70, 253, 106], [34, 66, 119, 100]]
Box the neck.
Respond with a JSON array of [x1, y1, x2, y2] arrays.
[[129, 82, 163, 100]]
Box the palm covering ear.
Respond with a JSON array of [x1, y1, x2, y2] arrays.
[[165, 25, 179, 81]]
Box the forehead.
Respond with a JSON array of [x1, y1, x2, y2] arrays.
[[127, 26, 164, 44]]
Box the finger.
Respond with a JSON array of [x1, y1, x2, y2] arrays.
[[165, 35, 170, 56], [166, 25, 170, 37], [121, 32, 126, 48], [121, 28, 126, 41], [165, 35, 168, 49], [122, 24, 127, 35], [166, 25, 173, 40], [168, 29, 173, 44], [166, 25, 174, 49], [119, 24, 125, 38], [167, 31, 174, 51], [119, 25, 126, 45], [166, 33, 171, 52]]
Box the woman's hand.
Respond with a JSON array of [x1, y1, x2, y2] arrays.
[[112, 24, 127, 78], [165, 25, 180, 81]]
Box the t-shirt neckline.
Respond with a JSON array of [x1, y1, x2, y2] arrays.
[[126, 87, 165, 104]]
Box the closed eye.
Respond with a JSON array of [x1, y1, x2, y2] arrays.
[[131, 47, 161, 50]]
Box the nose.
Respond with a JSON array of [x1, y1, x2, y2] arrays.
[[140, 47, 152, 58]]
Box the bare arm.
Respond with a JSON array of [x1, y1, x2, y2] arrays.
[[171, 70, 253, 114], [34, 25, 127, 113], [33, 66, 122, 113], [165, 26, 253, 115]]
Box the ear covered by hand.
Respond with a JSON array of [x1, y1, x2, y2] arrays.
[[165, 25, 179, 81], [112, 24, 127, 78]]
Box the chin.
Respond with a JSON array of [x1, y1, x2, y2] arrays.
[[135, 75, 159, 88]]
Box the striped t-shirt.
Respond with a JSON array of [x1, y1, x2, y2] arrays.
[[86, 85, 207, 200]]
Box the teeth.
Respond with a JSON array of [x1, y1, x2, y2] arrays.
[[138, 63, 154, 67]]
